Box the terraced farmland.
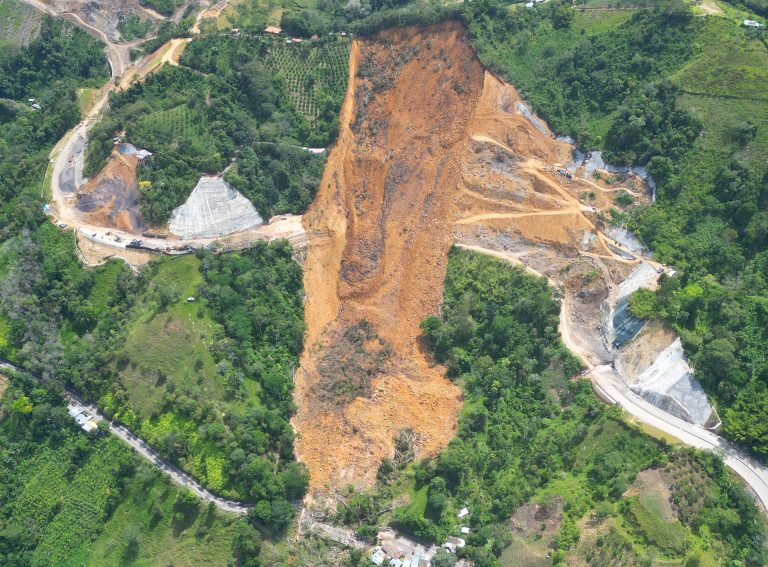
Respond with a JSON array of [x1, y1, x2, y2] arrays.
[[130, 103, 219, 152], [266, 39, 350, 124]]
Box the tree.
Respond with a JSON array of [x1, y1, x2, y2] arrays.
[[232, 521, 262, 567], [431, 550, 457, 567], [11, 396, 33, 415], [552, 5, 574, 29], [175, 488, 200, 512]]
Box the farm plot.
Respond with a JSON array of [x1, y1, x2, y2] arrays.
[[266, 39, 350, 124], [130, 104, 219, 152]]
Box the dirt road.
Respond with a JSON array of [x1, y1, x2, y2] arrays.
[[36, 0, 278, 268]]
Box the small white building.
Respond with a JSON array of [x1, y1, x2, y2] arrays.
[[460, 526, 470, 534], [744, 19, 763, 27], [68, 407, 97, 432], [370, 549, 386, 566], [457, 507, 469, 519]]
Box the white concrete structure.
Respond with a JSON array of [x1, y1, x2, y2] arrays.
[[169, 176, 263, 238]]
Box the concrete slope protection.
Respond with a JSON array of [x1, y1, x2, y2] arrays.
[[32, 0, 295, 268], [169, 176, 264, 238]]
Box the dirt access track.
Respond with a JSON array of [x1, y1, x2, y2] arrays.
[[295, 22, 642, 493]]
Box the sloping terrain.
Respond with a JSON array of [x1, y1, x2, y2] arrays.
[[31, 0, 162, 41], [0, 0, 42, 45], [168, 176, 263, 238], [76, 147, 146, 232], [295, 21, 653, 492], [296, 23, 481, 492]]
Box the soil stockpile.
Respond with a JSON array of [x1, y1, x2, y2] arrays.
[[76, 148, 146, 233]]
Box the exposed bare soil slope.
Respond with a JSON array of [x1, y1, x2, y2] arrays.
[[77, 148, 146, 232], [297, 23, 481, 491], [296, 23, 656, 492]]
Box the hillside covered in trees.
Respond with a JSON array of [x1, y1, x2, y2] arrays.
[[85, 32, 348, 224], [333, 249, 766, 566], [0, 12, 308, 564], [459, 0, 768, 462]]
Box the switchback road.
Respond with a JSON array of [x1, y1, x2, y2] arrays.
[[461, 246, 768, 514]]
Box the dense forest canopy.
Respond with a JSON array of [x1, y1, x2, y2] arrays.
[[334, 249, 766, 566]]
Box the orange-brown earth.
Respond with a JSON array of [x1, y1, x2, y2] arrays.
[[296, 22, 654, 492], [76, 148, 146, 233]]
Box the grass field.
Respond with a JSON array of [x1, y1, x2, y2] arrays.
[[110, 254, 274, 495], [76, 88, 100, 118], [216, 0, 320, 29], [86, 466, 239, 566], [89, 260, 128, 313], [500, 534, 550, 567], [673, 16, 768, 102], [266, 39, 350, 124], [116, 255, 225, 416]]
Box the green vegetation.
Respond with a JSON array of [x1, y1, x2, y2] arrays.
[[0, 0, 40, 47], [0, 16, 306, 559], [139, 0, 184, 18], [335, 248, 766, 566], [117, 13, 153, 41], [263, 39, 350, 126], [467, 1, 699, 157], [0, 16, 107, 240], [0, 373, 251, 566], [87, 32, 346, 223], [463, 0, 768, 462], [80, 243, 308, 522]]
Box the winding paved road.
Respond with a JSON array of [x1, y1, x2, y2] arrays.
[[460, 244, 768, 514], [0, 360, 251, 514], [590, 365, 768, 512]]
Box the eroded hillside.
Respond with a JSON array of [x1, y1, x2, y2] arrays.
[[296, 23, 481, 492], [296, 22, 655, 492]]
